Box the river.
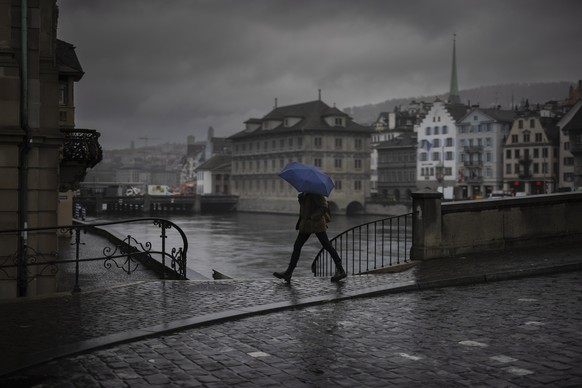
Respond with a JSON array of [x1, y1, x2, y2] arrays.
[[94, 212, 385, 280]]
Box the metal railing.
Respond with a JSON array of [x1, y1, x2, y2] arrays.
[[311, 212, 414, 277], [0, 218, 188, 295]]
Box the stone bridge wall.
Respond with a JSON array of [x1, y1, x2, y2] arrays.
[[411, 190, 582, 260]]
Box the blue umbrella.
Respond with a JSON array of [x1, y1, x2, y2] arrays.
[[278, 162, 335, 196]]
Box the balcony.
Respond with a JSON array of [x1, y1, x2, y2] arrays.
[[465, 175, 483, 184], [463, 145, 483, 154], [463, 161, 483, 168], [59, 128, 103, 191]]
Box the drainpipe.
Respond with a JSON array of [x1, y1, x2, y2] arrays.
[[18, 0, 31, 297]]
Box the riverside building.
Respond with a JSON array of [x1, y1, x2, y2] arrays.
[[456, 108, 516, 198], [229, 98, 372, 214]]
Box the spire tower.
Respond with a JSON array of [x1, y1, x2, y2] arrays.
[[448, 33, 461, 104]]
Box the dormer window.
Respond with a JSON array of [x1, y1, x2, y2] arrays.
[[284, 118, 290, 127], [335, 117, 343, 126]]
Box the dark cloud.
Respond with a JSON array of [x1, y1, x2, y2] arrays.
[[57, 0, 582, 149]]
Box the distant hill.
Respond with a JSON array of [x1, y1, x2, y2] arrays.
[[344, 81, 574, 125]]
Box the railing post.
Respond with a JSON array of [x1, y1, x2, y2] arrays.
[[73, 228, 82, 293], [160, 222, 167, 279], [411, 188, 443, 260]]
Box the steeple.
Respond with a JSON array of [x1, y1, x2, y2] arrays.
[[448, 33, 461, 104]]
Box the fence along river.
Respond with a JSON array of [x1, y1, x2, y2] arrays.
[[96, 212, 392, 280]]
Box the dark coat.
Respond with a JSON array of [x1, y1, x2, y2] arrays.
[[295, 193, 331, 234]]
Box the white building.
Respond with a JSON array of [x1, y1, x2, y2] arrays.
[[456, 108, 516, 198], [415, 100, 469, 199]]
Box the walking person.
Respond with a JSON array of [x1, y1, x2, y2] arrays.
[[274, 192, 347, 283]]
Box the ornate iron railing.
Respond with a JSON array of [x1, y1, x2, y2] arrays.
[[0, 218, 188, 295], [311, 213, 414, 277]]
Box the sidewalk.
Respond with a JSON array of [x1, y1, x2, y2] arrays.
[[1, 240, 581, 379]]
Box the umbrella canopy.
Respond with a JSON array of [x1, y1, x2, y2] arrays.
[[278, 162, 335, 196]]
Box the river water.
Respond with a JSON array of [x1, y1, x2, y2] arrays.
[[95, 212, 384, 280]]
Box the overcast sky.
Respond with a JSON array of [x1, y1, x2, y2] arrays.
[[57, 0, 582, 150]]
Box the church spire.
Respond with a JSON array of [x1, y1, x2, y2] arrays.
[[448, 33, 461, 104]]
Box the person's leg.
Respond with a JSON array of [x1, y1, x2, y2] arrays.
[[274, 232, 311, 282], [315, 232, 346, 282]]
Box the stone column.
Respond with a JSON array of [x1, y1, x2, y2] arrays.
[[411, 188, 443, 260]]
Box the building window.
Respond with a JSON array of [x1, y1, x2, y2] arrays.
[[354, 180, 362, 191], [355, 138, 362, 149], [335, 138, 343, 149], [335, 180, 342, 190], [314, 158, 322, 168], [533, 163, 539, 174], [486, 152, 492, 162], [446, 138, 453, 147], [335, 117, 343, 126], [542, 148, 548, 158], [535, 133, 542, 142], [425, 127, 431, 135], [433, 139, 440, 148], [334, 159, 342, 169], [432, 152, 440, 161], [445, 151, 453, 160], [314, 137, 322, 149], [442, 126, 448, 134], [355, 159, 362, 169], [523, 133, 530, 142], [564, 141, 570, 150], [279, 139, 285, 149], [297, 137, 303, 147], [518, 120, 523, 129], [59, 80, 68, 105], [512, 135, 518, 143], [420, 153, 427, 161], [515, 149, 520, 158], [506, 149, 511, 159], [530, 119, 535, 128], [434, 127, 440, 135]]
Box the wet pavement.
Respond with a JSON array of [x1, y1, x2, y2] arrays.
[[1, 241, 581, 387]]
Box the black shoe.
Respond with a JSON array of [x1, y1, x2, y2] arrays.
[[273, 271, 292, 283], [331, 269, 347, 282]]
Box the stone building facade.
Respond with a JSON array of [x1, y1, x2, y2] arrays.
[[0, 1, 101, 298], [502, 115, 560, 195], [229, 99, 372, 214]]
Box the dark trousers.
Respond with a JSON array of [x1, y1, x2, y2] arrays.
[[287, 232, 343, 273]]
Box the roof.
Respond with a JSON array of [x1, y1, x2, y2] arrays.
[[460, 107, 517, 123], [445, 103, 471, 122], [230, 100, 371, 139], [559, 99, 582, 132], [196, 154, 232, 171], [56, 39, 84, 81], [376, 131, 417, 149]]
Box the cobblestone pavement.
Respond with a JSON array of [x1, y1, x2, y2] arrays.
[[3, 271, 581, 387], [1, 240, 582, 385]]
